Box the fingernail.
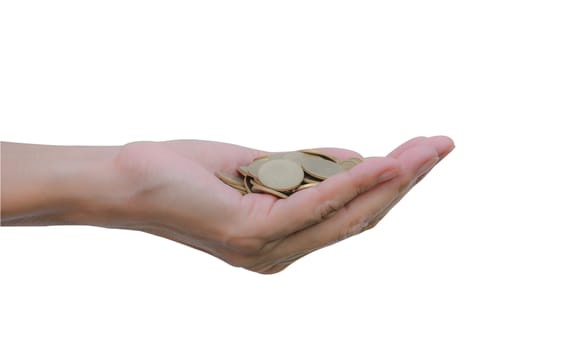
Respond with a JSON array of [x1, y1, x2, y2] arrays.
[[416, 156, 439, 177]]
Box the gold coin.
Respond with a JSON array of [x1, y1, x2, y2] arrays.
[[303, 175, 321, 184], [250, 177, 262, 187], [281, 151, 312, 165], [215, 171, 244, 188], [229, 182, 247, 192], [257, 159, 304, 192], [347, 157, 363, 164], [256, 152, 297, 162], [216, 149, 358, 199], [267, 152, 288, 160], [251, 184, 289, 199], [238, 165, 250, 177], [339, 158, 361, 170], [244, 175, 253, 193], [295, 182, 319, 192], [301, 155, 343, 180], [300, 149, 339, 163], [253, 154, 270, 161], [247, 158, 269, 178]]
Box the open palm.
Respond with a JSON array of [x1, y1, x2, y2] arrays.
[[113, 136, 454, 274]]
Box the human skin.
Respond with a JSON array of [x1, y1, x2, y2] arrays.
[[0, 136, 454, 274]]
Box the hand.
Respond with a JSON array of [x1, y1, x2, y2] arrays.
[[111, 136, 454, 274]]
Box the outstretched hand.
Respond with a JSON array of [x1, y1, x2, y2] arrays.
[[112, 136, 454, 274]]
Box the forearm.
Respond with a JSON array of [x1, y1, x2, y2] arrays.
[[1, 142, 126, 226]]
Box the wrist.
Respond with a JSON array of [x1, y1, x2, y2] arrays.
[[58, 145, 130, 227], [64, 141, 167, 229], [1, 142, 129, 227]]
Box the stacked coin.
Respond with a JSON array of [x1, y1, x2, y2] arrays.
[[215, 150, 363, 199]]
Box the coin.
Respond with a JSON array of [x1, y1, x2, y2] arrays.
[[247, 158, 269, 179], [215, 171, 244, 188], [347, 157, 363, 164], [267, 152, 288, 160], [215, 149, 363, 199], [339, 158, 362, 170], [238, 165, 250, 177], [244, 175, 253, 193], [303, 175, 321, 184], [301, 149, 339, 163], [295, 182, 319, 192], [251, 183, 289, 199], [281, 151, 312, 165], [257, 159, 304, 192], [254, 154, 270, 161], [301, 155, 344, 180]]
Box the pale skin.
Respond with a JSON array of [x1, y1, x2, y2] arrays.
[[0, 136, 454, 274]]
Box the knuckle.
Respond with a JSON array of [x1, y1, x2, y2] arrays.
[[396, 175, 415, 194], [217, 225, 275, 269], [315, 199, 341, 221], [351, 175, 373, 196], [223, 253, 257, 268], [224, 234, 266, 255], [218, 222, 269, 256], [339, 215, 370, 242], [216, 220, 266, 256]]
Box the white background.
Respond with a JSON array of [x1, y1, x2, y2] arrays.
[[1, 1, 572, 349]]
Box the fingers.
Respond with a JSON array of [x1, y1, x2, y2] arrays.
[[258, 181, 396, 270], [262, 136, 454, 268], [253, 156, 401, 241], [388, 135, 455, 159]]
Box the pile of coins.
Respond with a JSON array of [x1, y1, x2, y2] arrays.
[[215, 150, 363, 199]]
